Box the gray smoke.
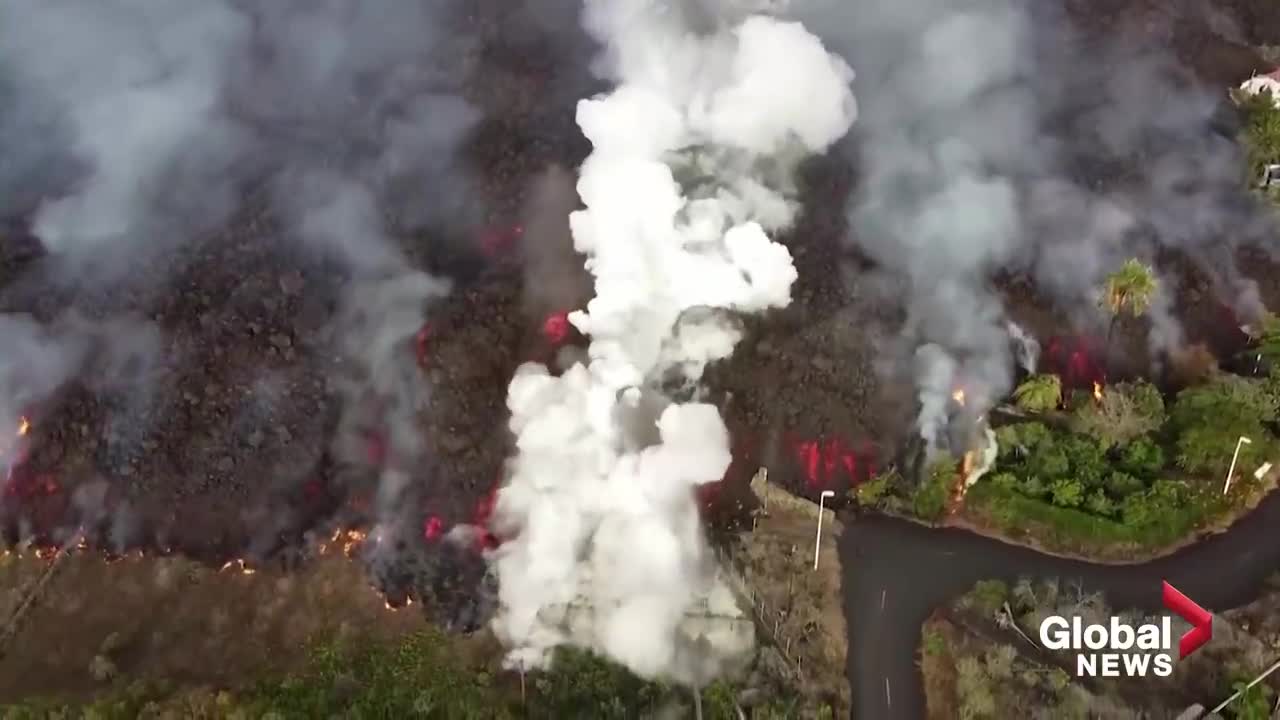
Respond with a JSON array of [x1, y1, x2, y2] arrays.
[[790, 0, 1277, 450], [0, 0, 481, 558]]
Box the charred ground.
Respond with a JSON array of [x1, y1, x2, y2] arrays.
[[0, 0, 1279, 645]]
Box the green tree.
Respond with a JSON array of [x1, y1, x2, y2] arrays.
[[1121, 492, 1154, 527], [1049, 478, 1084, 508], [1170, 376, 1272, 474], [1012, 374, 1062, 413], [1084, 488, 1116, 517], [1061, 435, 1108, 488], [1027, 439, 1070, 480], [1104, 470, 1145, 499], [1019, 475, 1048, 499], [988, 472, 1019, 492], [912, 459, 954, 521], [1118, 437, 1166, 478], [1100, 259, 1158, 361]]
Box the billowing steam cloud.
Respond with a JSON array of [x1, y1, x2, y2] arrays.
[[490, 1, 856, 683], [792, 0, 1277, 453]]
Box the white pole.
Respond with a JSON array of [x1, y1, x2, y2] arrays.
[[814, 490, 835, 570], [1224, 436, 1253, 495]]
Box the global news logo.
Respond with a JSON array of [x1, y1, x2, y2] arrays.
[[1037, 581, 1211, 678]]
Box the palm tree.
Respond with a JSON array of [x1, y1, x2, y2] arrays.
[[1101, 259, 1158, 363], [1012, 374, 1062, 413]]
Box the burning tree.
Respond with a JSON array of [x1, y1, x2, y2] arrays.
[[1100, 259, 1157, 364]]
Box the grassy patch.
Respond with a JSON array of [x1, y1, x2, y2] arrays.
[[919, 615, 960, 720], [2, 628, 821, 719]]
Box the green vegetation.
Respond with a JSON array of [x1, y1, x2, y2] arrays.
[[962, 580, 1009, 615], [1227, 677, 1275, 720], [1012, 374, 1062, 413], [1254, 312, 1280, 368], [1237, 89, 1280, 187], [971, 372, 1280, 554], [1, 630, 817, 720], [853, 459, 955, 523], [1069, 380, 1165, 449]]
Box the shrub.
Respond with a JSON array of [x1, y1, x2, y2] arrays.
[[1049, 478, 1084, 508], [1084, 489, 1116, 517], [988, 472, 1018, 492], [1061, 435, 1107, 488], [854, 471, 895, 508], [995, 422, 1051, 460], [1026, 441, 1070, 480], [1104, 470, 1145, 499], [967, 580, 1009, 614], [1118, 437, 1165, 478], [912, 460, 954, 521]]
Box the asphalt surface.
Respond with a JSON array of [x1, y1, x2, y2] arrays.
[[841, 490, 1280, 719]]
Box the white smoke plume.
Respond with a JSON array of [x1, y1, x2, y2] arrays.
[[490, 0, 856, 683], [790, 0, 1279, 452]]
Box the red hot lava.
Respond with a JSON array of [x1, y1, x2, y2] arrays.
[[542, 311, 572, 346], [1043, 336, 1106, 390], [478, 224, 524, 258], [422, 515, 444, 542], [470, 484, 500, 551], [789, 434, 876, 493]]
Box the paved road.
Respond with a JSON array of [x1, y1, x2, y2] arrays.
[[841, 491, 1280, 719]]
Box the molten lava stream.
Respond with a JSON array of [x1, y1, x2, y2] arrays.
[[789, 434, 875, 495]]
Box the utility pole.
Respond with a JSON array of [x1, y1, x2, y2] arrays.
[[1224, 436, 1253, 495], [813, 490, 835, 570]]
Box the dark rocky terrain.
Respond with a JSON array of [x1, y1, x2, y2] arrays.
[[1, 0, 1279, 632]]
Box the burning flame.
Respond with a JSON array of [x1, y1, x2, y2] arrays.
[[17, 417, 30, 437], [313, 528, 372, 557], [1093, 382, 1103, 401], [219, 558, 256, 575], [952, 389, 966, 406]]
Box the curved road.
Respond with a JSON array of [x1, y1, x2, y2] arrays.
[[841, 491, 1280, 719]]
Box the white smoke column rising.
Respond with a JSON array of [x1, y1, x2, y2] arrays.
[[490, 2, 856, 682]]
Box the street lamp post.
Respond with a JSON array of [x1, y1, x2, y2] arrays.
[[1224, 436, 1254, 495], [814, 490, 835, 571]]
